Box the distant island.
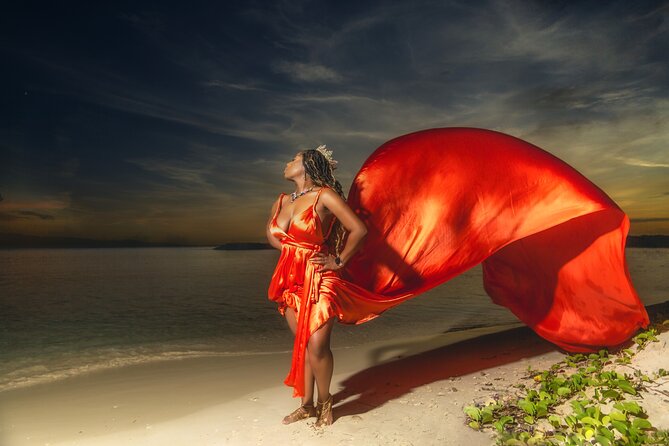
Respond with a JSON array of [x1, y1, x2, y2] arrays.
[[625, 235, 669, 248], [1, 232, 667, 249]]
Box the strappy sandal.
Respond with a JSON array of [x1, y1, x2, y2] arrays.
[[314, 394, 334, 427], [282, 403, 317, 425]]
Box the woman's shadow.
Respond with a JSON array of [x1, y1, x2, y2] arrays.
[[331, 300, 669, 419], [331, 325, 557, 418]]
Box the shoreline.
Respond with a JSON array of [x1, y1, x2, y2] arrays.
[[0, 323, 524, 445], [0, 321, 525, 394], [1, 302, 667, 445]]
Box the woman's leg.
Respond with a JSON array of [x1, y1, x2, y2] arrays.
[[285, 308, 315, 406], [307, 317, 335, 403]]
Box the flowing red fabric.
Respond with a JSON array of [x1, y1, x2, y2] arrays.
[[268, 127, 649, 398]]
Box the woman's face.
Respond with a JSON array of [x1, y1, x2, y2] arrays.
[[284, 152, 305, 180]]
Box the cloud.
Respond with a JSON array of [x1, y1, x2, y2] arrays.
[[3, 0, 667, 241], [273, 61, 343, 83], [616, 157, 669, 168], [0, 196, 71, 211], [126, 158, 215, 188], [201, 80, 265, 91], [18, 210, 55, 220], [124, 144, 290, 211], [0, 210, 55, 221]]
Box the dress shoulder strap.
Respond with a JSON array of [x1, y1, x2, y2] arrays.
[[313, 186, 329, 210], [272, 193, 286, 221]]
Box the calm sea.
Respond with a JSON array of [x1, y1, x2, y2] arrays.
[[0, 247, 666, 392]]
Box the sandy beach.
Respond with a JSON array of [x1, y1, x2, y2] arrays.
[[1, 302, 667, 446]]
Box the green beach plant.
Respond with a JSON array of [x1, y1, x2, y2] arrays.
[[462, 325, 669, 446]]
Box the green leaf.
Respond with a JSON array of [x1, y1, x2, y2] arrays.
[[493, 415, 513, 432], [524, 415, 535, 424], [518, 399, 536, 416], [463, 406, 481, 421], [548, 415, 562, 427], [581, 416, 602, 427], [611, 419, 628, 434], [557, 387, 571, 397], [595, 435, 611, 446], [616, 379, 637, 395], [632, 418, 652, 430], [570, 400, 585, 415], [599, 426, 614, 440], [601, 389, 620, 400], [468, 420, 480, 429], [621, 401, 642, 415], [609, 411, 627, 422]]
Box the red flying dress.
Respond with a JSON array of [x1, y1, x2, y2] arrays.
[[268, 127, 649, 398]]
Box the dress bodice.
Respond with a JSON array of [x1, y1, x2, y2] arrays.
[[267, 186, 339, 324], [270, 187, 336, 248]]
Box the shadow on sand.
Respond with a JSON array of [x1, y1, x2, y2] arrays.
[[333, 300, 669, 419]]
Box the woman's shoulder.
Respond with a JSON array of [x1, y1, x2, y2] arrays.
[[273, 192, 287, 210], [317, 186, 343, 206]]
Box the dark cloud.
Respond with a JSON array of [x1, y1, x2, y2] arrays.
[[1, 0, 667, 243], [0, 211, 55, 221]]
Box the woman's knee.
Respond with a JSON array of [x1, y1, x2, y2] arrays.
[[308, 339, 332, 361], [308, 325, 333, 360]]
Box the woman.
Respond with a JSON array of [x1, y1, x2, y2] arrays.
[[266, 129, 649, 427], [266, 146, 367, 427]]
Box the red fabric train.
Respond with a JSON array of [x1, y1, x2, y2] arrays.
[[269, 127, 649, 398]]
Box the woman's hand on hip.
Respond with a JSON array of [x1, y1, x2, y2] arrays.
[[309, 253, 340, 271]]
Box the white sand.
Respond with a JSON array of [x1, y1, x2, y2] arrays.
[[1, 318, 667, 446]]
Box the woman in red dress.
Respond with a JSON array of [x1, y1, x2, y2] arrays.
[[266, 146, 367, 427], [266, 128, 649, 427]]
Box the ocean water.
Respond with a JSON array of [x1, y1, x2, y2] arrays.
[[0, 247, 666, 392]]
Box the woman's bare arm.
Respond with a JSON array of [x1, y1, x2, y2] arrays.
[[310, 188, 367, 271], [266, 196, 283, 250]]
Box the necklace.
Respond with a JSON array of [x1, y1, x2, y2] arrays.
[[290, 187, 314, 202]]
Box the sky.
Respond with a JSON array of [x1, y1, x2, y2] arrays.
[[1, 0, 667, 245]]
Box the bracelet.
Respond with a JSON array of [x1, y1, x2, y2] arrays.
[[334, 256, 343, 267]]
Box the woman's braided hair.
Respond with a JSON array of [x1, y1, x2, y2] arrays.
[[300, 149, 347, 255]]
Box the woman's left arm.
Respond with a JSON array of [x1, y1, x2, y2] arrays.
[[309, 188, 368, 271]]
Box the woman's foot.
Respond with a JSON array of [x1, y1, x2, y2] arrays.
[[314, 394, 334, 427], [282, 403, 317, 425]]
